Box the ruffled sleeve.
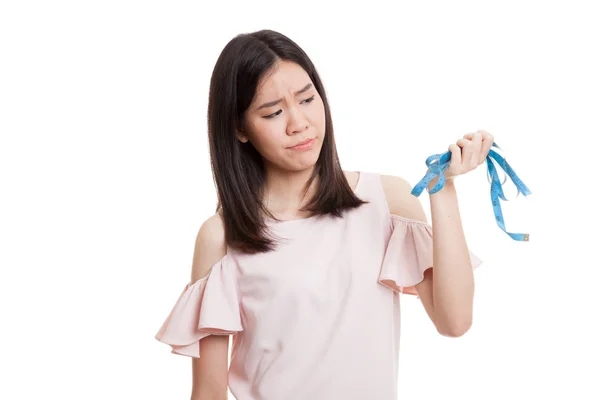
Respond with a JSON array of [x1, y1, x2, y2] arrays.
[[154, 255, 243, 358], [379, 214, 483, 297]]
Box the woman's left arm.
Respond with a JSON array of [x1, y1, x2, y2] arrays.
[[417, 130, 495, 336]]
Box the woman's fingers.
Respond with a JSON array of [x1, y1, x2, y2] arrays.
[[458, 137, 473, 168], [470, 131, 483, 167], [480, 132, 495, 163], [450, 130, 496, 176]]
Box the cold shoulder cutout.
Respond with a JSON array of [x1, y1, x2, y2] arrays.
[[379, 214, 482, 296], [154, 255, 243, 358]]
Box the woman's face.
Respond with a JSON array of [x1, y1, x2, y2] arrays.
[[238, 60, 326, 172]]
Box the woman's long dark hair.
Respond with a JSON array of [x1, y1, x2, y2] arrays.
[[208, 29, 368, 254]]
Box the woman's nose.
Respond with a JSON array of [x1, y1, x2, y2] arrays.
[[286, 107, 309, 135]]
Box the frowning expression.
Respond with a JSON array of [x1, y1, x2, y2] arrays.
[[237, 60, 326, 171]]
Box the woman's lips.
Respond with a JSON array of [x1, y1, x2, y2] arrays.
[[288, 138, 315, 151]]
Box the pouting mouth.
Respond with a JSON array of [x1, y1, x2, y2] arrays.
[[288, 138, 315, 148]]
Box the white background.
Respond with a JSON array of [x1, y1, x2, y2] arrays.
[[1, 0, 598, 399]]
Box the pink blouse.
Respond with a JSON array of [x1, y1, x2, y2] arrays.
[[155, 171, 482, 400]]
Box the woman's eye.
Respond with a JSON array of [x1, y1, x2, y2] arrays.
[[263, 96, 315, 119], [264, 110, 282, 119], [301, 95, 315, 104]]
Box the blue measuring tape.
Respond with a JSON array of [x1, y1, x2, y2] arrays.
[[411, 142, 532, 242]]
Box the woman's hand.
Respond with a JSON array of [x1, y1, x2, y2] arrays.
[[444, 130, 495, 181]]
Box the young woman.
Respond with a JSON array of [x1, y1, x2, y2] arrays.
[[155, 29, 489, 400]]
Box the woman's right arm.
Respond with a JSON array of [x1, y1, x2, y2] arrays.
[[190, 213, 230, 400]]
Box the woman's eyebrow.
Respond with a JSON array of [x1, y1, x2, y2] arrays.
[[257, 83, 313, 110]]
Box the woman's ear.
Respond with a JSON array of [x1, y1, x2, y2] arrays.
[[236, 128, 249, 143]]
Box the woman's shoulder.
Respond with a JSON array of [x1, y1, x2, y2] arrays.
[[192, 212, 227, 282], [377, 173, 429, 223]]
